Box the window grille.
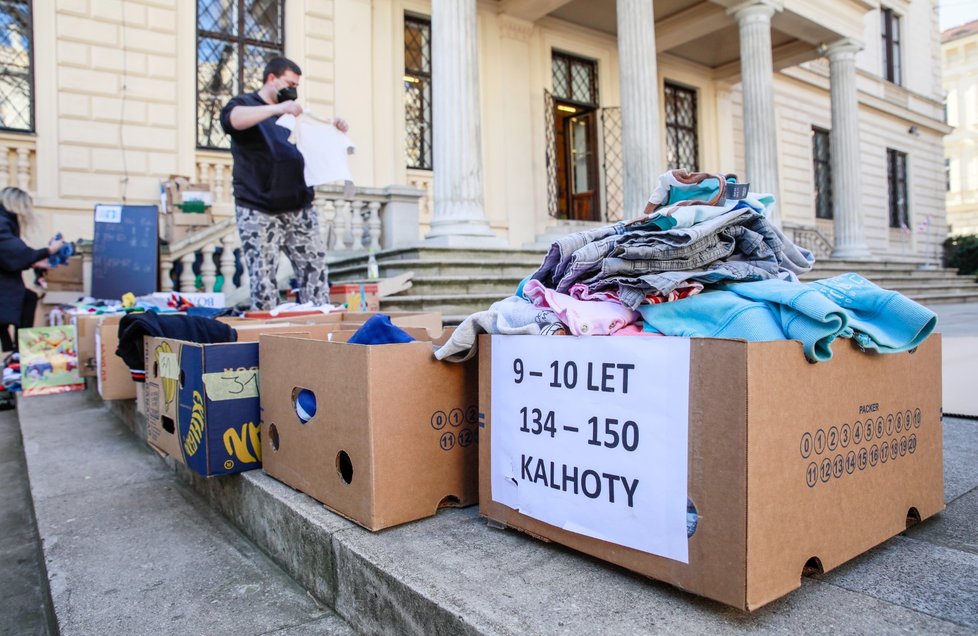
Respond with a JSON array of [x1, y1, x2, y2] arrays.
[[404, 15, 432, 170], [0, 1, 33, 132], [880, 8, 902, 85], [197, 0, 285, 149], [887, 148, 908, 229], [664, 82, 698, 172], [812, 127, 832, 220]]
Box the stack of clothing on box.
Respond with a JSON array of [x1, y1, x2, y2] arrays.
[[436, 170, 937, 362]]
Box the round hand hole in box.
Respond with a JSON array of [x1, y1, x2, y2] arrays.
[[336, 450, 353, 484], [291, 387, 317, 424], [268, 423, 280, 451], [178, 368, 186, 388]]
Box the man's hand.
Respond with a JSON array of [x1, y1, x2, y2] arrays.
[[334, 117, 349, 133], [32, 258, 50, 269], [47, 239, 64, 256], [276, 100, 303, 117]]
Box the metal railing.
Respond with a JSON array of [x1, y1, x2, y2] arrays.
[[783, 221, 834, 259]]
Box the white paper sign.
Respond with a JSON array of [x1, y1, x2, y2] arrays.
[[95, 205, 122, 223], [140, 292, 226, 309], [490, 335, 690, 563]]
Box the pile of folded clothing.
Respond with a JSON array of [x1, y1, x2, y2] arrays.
[[435, 169, 936, 362]]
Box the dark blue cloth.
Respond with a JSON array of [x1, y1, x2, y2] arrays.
[[115, 311, 238, 380], [47, 233, 75, 267], [186, 306, 234, 319], [347, 314, 415, 345], [219, 92, 313, 213]]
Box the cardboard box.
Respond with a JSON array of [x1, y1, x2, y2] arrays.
[[143, 323, 346, 476], [73, 314, 103, 377], [228, 311, 443, 339], [163, 176, 212, 209], [162, 210, 214, 244], [144, 337, 261, 476], [96, 317, 136, 400], [329, 283, 380, 312], [140, 292, 226, 310], [478, 334, 944, 611], [259, 330, 479, 530], [44, 258, 84, 291], [161, 176, 214, 243]]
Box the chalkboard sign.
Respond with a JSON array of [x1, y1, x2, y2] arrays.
[[91, 204, 159, 300]]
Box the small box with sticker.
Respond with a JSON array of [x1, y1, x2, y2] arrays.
[[142, 322, 343, 477]]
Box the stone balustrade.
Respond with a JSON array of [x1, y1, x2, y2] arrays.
[[195, 150, 234, 217], [160, 183, 425, 298], [0, 132, 35, 192]]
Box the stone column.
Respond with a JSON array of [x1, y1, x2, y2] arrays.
[[826, 39, 872, 258], [730, 0, 782, 222], [425, 0, 501, 245], [617, 0, 661, 219]]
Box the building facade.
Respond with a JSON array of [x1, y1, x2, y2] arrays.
[[0, 0, 949, 265], [943, 19, 978, 237]]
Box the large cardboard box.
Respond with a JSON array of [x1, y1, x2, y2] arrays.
[[95, 316, 136, 400], [478, 334, 944, 611], [259, 330, 479, 530], [143, 323, 346, 476], [72, 313, 116, 378]]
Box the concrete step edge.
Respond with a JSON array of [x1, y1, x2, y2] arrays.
[[98, 397, 488, 636]]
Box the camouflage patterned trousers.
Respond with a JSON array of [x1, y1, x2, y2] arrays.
[[235, 204, 329, 310]]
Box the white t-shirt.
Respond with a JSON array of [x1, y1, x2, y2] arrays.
[[276, 113, 356, 191]]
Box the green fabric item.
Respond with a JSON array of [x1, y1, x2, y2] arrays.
[[192, 273, 224, 292]]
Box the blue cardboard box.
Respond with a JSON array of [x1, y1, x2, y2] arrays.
[[144, 323, 344, 476], [177, 340, 262, 476], [144, 337, 261, 477]]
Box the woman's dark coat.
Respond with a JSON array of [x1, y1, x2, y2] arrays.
[[0, 208, 47, 325]]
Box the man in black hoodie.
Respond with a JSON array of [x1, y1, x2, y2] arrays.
[[220, 56, 348, 310]]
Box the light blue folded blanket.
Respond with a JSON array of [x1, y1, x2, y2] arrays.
[[640, 273, 937, 361]]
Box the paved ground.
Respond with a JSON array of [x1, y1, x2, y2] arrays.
[[0, 410, 53, 636], [930, 302, 978, 337]]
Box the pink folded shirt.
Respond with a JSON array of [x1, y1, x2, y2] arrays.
[[568, 281, 705, 304], [524, 279, 640, 336]]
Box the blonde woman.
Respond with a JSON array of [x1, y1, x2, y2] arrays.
[[0, 187, 63, 351]]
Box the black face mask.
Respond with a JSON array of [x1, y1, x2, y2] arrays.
[[276, 86, 298, 102]]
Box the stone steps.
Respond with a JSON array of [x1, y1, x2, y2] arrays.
[[329, 258, 545, 280], [328, 247, 978, 318]]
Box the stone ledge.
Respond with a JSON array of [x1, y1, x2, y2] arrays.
[[96, 390, 978, 634]]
